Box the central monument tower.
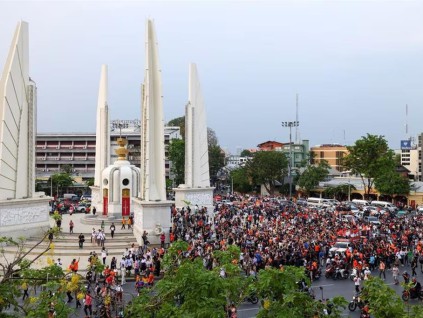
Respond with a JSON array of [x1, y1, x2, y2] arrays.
[[133, 20, 172, 244]]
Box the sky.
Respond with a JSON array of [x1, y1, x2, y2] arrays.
[[0, 0, 422, 154]]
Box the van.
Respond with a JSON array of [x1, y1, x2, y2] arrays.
[[63, 193, 78, 200], [307, 197, 330, 207], [370, 201, 397, 212], [352, 199, 370, 206]]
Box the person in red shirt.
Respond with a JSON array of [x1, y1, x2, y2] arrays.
[[83, 290, 93, 318]]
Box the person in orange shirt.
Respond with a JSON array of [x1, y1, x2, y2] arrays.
[[69, 258, 80, 273], [147, 272, 154, 286]]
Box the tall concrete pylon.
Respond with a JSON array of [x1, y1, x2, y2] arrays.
[[185, 63, 211, 188], [94, 64, 110, 188], [0, 21, 36, 201], [134, 19, 171, 246], [140, 19, 166, 202], [174, 64, 214, 217], [0, 21, 49, 239]]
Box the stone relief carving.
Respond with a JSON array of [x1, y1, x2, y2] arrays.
[[186, 192, 213, 206], [0, 205, 49, 227]]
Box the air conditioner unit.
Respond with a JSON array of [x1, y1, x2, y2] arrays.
[[42, 169, 46, 172], [42, 146, 46, 149], [69, 146, 73, 149], [41, 157, 46, 160], [56, 146, 60, 149], [83, 146, 87, 149]]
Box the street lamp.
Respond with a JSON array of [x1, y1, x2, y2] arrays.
[[281, 121, 299, 200]]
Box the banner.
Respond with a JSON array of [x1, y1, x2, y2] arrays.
[[400, 140, 411, 150]]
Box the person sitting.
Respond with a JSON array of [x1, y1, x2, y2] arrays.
[[410, 277, 422, 299]]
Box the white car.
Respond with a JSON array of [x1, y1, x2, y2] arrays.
[[329, 240, 351, 255]]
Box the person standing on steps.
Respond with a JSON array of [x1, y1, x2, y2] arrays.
[[110, 222, 116, 239], [101, 220, 105, 232], [69, 220, 74, 234], [101, 247, 108, 265], [121, 217, 126, 230], [92, 206, 96, 216], [78, 233, 85, 249]]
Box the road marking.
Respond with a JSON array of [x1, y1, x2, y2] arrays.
[[238, 308, 259, 312]]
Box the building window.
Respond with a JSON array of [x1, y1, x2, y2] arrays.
[[320, 151, 324, 159]]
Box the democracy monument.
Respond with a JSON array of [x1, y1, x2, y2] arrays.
[[0, 21, 50, 239], [0, 19, 213, 247]]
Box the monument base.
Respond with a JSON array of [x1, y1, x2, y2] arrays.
[[132, 199, 172, 245], [90, 186, 103, 214], [0, 197, 50, 239], [174, 186, 215, 220]]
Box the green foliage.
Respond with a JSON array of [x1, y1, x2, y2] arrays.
[[245, 151, 289, 195], [361, 277, 407, 318], [209, 145, 225, 184], [374, 169, 410, 196], [324, 183, 356, 200], [0, 234, 72, 317], [240, 149, 253, 157], [168, 139, 185, 186], [49, 173, 74, 196], [85, 178, 94, 187], [255, 267, 346, 318], [125, 243, 246, 318], [296, 161, 330, 196], [343, 134, 395, 198], [230, 167, 253, 193], [167, 116, 186, 139], [60, 164, 73, 174]]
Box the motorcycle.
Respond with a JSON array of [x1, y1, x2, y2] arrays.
[[325, 266, 335, 279], [333, 267, 349, 280], [348, 293, 365, 311], [402, 288, 423, 301], [244, 293, 259, 304]]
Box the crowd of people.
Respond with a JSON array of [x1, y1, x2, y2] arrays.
[[44, 194, 423, 317]]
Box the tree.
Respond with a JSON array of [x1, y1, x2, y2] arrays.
[[374, 170, 410, 196], [255, 267, 346, 318], [359, 277, 423, 318], [209, 145, 225, 185], [60, 164, 73, 174], [230, 167, 253, 193], [324, 183, 357, 201], [207, 127, 218, 147], [168, 139, 185, 186], [245, 151, 289, 195], [167, 116, 185, 139], [240, 149, 253, 157], [50, 173, 74, 196], [343, 134, 395, 199], [0, 226, 74, 317], [296, 161, 330, 196], [125, 241, 248, 318]]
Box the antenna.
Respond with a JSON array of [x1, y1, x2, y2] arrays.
[[295, 94, 299, 143], [405, 104, 409, 139]]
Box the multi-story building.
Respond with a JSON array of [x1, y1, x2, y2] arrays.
[[36, 119, 181, 180], [310, 144, 349, 172], [281, 140, 310, 170], [397, 134, 422, 181], [256, 139, 310, 171]]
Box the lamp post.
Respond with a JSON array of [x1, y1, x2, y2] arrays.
[[281, 121, 299, 200]]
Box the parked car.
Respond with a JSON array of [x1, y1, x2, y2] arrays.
[[75, 203, 91, 213]]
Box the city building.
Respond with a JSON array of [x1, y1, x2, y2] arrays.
[[310, 144, 349, 172], [281, 140, 310, 170], [257, 140, 285, 151], [397, 134, 422, 181], [226, 155, 252, 168], [36, 119, 181, 179]]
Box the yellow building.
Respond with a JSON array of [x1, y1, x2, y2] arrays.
[[311, 144, 349, 172]]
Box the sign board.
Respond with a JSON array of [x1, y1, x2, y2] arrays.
[[401, 140, 411, 150]]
